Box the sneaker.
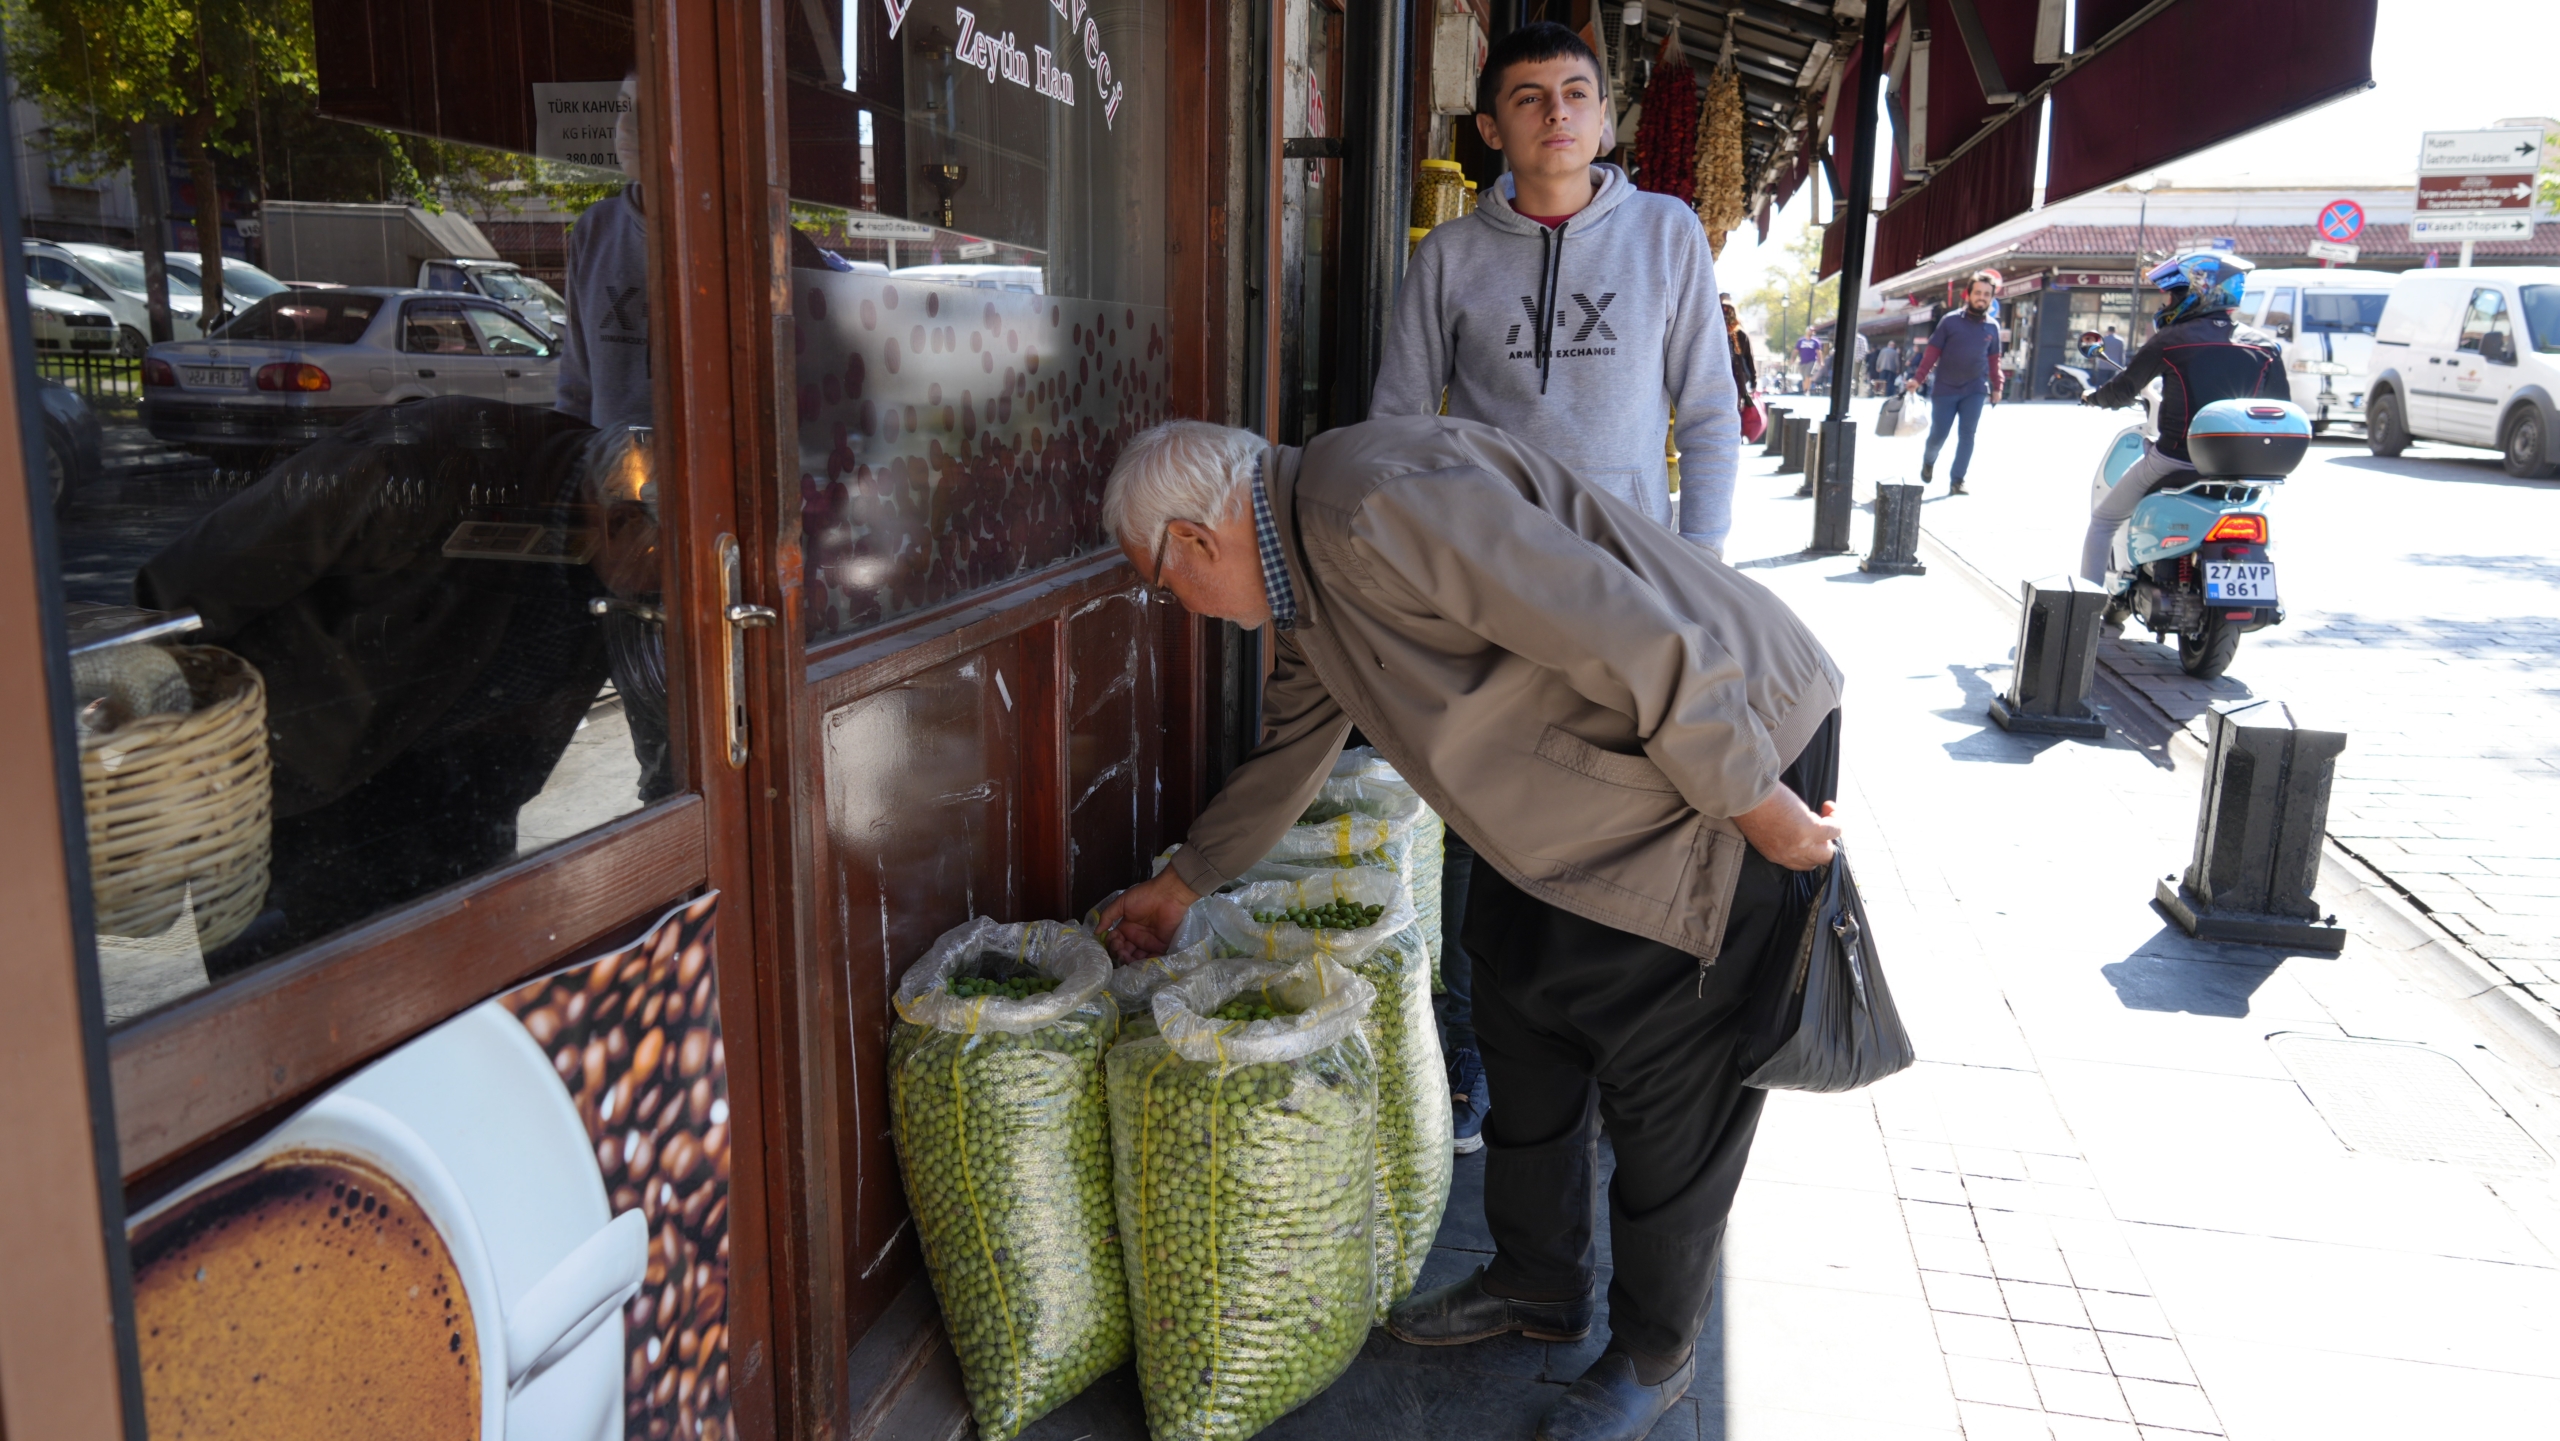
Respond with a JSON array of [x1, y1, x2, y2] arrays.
[[1450, 1046, 1489, 1155], [1949, 478, 1968, 495], [1920, 459, 1934, 485]]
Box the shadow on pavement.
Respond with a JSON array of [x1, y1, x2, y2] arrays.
[[1935, 662, 2065, 764], [2101, 924, 2292, 1018], [2322, 451, 2545, 489]]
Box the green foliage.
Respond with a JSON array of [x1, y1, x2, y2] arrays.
[[1742, 217, 1839, 359], [5, 0, 314, 170]]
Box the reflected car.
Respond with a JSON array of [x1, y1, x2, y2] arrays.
[[26, 274, 120, 355], [892, 263, 1045, 294], [37, 378, 103, 509], [141, 287, 562, 461], [418, 259, 569, 333], [22, 240, 205, 355], [162, 254, 295, 326]]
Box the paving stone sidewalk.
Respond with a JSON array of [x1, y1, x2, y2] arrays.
[[1819, 395, 2560, 1033]]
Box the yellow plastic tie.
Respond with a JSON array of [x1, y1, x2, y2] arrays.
[[950, 1044, 1025, 1427]]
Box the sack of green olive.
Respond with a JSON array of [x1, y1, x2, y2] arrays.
[[1103, 940, 1217, 1047], [1176, 869, 1452, 1323], [1109, 954, 1379, 1441], [889, 919, 1131, 1440], [1251, 750, 1447, 988]]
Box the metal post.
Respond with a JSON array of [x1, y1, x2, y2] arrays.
[[2156, 699, 2348, 951], [1861, 482, 1926, 575], [1989, 576, 2107, 738], [2459, 239, 2475, 268], [1815, 10, 1887, 554], [1761, 404, 1789, 456]]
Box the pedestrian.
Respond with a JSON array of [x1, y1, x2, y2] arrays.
[[1724, 300, 1757, 398], [1371, 19, 1744, 1166], [1875, 337, 1901, 394], [1903, 272, 2005, 494], [1095, 415, 1845, 1441]]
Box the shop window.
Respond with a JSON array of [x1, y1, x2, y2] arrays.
[[15, 0, 675, 1017], [786, 0, 1175, 640]]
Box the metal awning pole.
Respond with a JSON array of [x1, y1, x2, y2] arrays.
[[1813, 8, 1889, 553]]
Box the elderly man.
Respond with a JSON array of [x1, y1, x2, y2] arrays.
[[1095, 415, 1844, 1441]]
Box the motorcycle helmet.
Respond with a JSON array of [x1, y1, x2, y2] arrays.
[[2148, 250, 2252, 328]]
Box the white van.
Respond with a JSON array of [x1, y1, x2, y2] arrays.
[[2235, 267, 2399, 434], [2363, 266, 2560, 478]]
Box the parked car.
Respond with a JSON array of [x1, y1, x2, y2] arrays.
[[417, 258, 569, 332], [2364, 266, 2560, 479], [890, 263, 1045, 294], [162, 254, 295, 325], [25, 275, 120, 355], [22, 241, 204, 355], [36, 377, 103, 509], [2235, 267, 2399, 434], [140, 287, 562, 462]]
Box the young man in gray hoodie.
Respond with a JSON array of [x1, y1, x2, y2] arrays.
[[1369, 20, 1741, 1208]]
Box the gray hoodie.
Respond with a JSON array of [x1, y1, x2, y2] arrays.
[[1371, 163, 1739, 551], [556, 191, 651, 433]]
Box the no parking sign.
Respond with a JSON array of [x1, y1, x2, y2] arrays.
[[2317, 199, 2366, 244]]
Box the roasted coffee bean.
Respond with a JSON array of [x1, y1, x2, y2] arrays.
[[633, 1028, 667, 1086], [680, 1027, 712, 1080]]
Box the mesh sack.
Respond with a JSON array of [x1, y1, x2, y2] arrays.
[[889, 919, 1131, 1439], [1111, 955, 1379, 1441], [1176, 869, 1452, 1321]]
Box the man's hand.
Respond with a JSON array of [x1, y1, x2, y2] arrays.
[[1733, 788, 1844, 871], [1093, 868, 1201, 962], [1902, 376, 1920, 393]]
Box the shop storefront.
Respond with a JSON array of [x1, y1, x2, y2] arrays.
[[0, 0, 1265, 1434]]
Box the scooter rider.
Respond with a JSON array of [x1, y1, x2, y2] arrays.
[[2078, 252, 2286, 583]]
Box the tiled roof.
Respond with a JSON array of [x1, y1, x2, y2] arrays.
[[1883, 220, 2559, 293]]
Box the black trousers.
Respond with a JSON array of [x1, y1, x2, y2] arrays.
[[1464, 711, 1840, 1366], [1435, 834, 1478, 1055]]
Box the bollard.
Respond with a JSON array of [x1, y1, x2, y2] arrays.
[[1861, 481, 1927, 574], [2156, 700, 2348, 951], [1762, 405, 1791, 456], [1988, 575, 2108, 739], [1795, 423, 1823, 498], [1811, 418, 1856, 548], [1778, 415, 1809, 474]]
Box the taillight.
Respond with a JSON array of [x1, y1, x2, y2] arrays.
[[142, 356, 178, 386], [2204, 514, 2267, 544], [255, 361, 332, 392]]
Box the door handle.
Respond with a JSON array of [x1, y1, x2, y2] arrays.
[[504, 368, 523, 378], [416, 368, 436, 377], [716, 534, 774, 769]]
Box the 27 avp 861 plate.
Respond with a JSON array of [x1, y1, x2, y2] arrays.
[[2204, 561, 2277, 603]]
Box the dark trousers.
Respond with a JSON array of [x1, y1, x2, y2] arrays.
[[1436, 834, 1478, 1055], [1465, 712, 1840, 1367]]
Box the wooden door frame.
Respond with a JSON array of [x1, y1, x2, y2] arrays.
[[0, 122, 144, 1438]]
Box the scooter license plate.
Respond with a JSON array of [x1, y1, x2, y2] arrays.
[[2204, 561, 2277, 603]]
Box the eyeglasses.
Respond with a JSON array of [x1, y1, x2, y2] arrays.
[[1148, 519, 1178, 588]]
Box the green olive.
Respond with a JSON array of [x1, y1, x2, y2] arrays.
[[1107, 1027, 1378, 1439], [890, 989, 1130, 1439]]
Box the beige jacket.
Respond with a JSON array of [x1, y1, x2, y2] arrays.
[[1169, 415, 1844, 957]]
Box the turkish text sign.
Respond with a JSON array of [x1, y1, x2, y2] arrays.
[[2418, 127, 2545, 174]]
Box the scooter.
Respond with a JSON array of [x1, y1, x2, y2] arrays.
[[2049, 362, 2094, 400], [2092, 398, 2310, 680]]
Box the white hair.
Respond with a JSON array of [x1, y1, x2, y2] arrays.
[[1101, 420, 1265, 569]]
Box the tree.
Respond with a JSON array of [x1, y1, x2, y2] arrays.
[[7, 0, 315, 331], [1740, 216, 1838, 362]]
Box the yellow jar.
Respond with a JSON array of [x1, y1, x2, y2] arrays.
[[1413, 159, 1467, 230]]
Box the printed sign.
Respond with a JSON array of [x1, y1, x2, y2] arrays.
[[532, 81, 632, 172], [126, 895, 735, 1441], [2410, 213, 2534, 241], [2316, 199, 2365, 244], [2305, 239, 2360, 263], [2418, 127, 2546, 174], [2416, 172, 2537, 214], [949, 0, 1134, 127]]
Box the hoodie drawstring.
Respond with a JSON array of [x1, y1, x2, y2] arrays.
[[1535, 221, 1568, 396]]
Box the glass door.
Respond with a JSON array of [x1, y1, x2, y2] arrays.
[[0, 0, 795, 1433]]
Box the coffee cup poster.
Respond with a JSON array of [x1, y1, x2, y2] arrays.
[[126, 893, 734, 1441]]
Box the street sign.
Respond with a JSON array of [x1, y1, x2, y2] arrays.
[[2306, 239, 2360, 263], [2316, 199, 2366, 243], [2418, 172, 2537, 214], [840, 213, 939, 241], [2418, 127, 2546, 174], [2411, 213, 2534, 241], [2206, 236, 2236, 251]]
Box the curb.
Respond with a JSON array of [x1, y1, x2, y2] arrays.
[[1915, 521, 2560, 1078]]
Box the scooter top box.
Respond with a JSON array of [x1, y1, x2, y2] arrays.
[[2187, 399, 2310, 479]]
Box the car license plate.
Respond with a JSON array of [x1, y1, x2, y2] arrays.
[[181, 365, 248, 388], [2204, 561, 2277, 603]]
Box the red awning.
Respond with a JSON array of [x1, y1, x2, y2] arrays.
[[1861, 0, 2376, 282], [2045, 0, 2380, 204]]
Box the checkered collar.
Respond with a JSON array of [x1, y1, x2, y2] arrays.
[[1249, 454, 1298, 630]]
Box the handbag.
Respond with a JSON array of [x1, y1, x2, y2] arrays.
[[1739, 396, 1766, 444], [1873, 394, 1910, 439], [1741, 847, 1915, 1092]]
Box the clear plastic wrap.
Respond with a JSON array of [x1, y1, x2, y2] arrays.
[[1312, 748, 1447, 986], [888, 919, 1131, 1440], [1109, 955, 1378, 1441], [1103, 940, 1217, 1047], [1177, 870, 1453, 1322]]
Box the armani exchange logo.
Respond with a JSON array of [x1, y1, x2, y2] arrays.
[[1503, 291, 1619, 359]]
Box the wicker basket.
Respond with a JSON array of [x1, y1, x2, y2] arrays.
[[81, 646, 272, 952]]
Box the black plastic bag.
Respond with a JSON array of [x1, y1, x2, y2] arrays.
[[1741, 849, 1915, 1092]]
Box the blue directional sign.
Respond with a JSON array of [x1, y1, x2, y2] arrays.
[[2318, 199, 2366, 244]]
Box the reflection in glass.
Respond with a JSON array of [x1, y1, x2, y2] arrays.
[[788, 0, 1172, 639], [13, 0, 668, 1019]]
